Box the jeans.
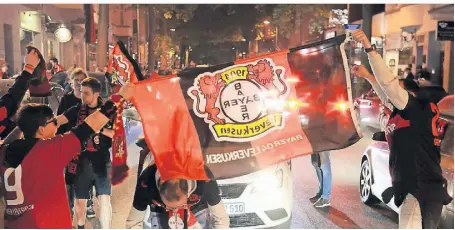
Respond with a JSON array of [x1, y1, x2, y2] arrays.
[[312, 151, 332, 200], [399, 194, 443, 229]]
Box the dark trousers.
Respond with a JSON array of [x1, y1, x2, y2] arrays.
[[67, 183, 94, 210], [419, 198, 443, 229]]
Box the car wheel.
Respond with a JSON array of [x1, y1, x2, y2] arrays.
[[360, 159, 380, 204], [379, 114, 389, 132]]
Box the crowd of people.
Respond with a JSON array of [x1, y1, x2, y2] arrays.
[[0, 46, 229, 229], [0, 29, 452, 229]]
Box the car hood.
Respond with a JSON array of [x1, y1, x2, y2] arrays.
[[217, 163, 281, 185]]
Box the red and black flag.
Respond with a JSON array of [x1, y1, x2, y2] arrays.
[[130, 35, 361, 181], [106, 41, 144, 185], [84, 4, 96, 44]]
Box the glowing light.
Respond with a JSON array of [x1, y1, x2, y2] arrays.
[[286, 77, 300, 83], [327, 97, 350, 116], [335, 101, 349, 111], [299, 49, 309, 55], [263, 20, 271, 25], [54, 26, 72, 43]]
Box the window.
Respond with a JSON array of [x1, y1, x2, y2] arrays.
[[398, 48, 413, 65]]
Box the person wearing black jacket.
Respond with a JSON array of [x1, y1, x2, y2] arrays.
[[58, 77, 116, 229], [56, 68, 97, 219], [352, 30, 452, 229]]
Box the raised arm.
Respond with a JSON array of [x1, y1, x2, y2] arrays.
[[351, 65, 394, 111], [352, 30, 409, 110], [0, 49, 41, 136]]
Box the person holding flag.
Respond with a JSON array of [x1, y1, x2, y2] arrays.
[[125, 164, 229, 229], [351, 29, 452, 229]]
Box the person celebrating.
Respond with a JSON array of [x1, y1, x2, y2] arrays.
[[351, 29, 452, 229]]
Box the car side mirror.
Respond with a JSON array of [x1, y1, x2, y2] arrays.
[[372, 131, 386, 142]]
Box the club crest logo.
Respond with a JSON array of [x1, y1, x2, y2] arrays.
[[110, 54, 130, 85], [188, 59, 290, 142]]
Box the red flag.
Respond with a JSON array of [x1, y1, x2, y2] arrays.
[[131, 35, 361, 181], [84, 4, 96, 43], [106, 41, 143, 185]]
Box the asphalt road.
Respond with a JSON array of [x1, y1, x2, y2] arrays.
[[106, 125, 399, 229], [0, 126, 399, 229], [289, 125, 398, 229]]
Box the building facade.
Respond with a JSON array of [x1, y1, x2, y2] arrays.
[[0, 4, 85, 75], [372, 4, 454, 93]]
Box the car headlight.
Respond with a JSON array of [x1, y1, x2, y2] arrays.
[[251, 169, 284, 193]]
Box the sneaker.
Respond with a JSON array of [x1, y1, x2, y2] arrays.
[[309, 193, 322, 204], [313, 198, 331, 208], [86, 203, 96, 218]]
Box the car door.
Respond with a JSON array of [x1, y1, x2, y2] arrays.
[[369, 142, 393, 202]]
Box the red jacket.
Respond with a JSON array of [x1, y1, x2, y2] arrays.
[[0, 133, 81, 228]]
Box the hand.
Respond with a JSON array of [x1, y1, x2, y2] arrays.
[[100, 100, 117, 118], [118, 83, 135, 101], [351, 65, 373, 80], [25, 48, 41, 68], [352, 30, 372, 49]]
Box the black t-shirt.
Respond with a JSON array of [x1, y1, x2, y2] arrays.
[[64, 103, 113, 164], [385, 94, 450, 206], [133, 165, 222, 215], [57, 91, 81, 134]]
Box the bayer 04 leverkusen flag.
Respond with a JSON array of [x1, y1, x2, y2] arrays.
[[131, 35, 362, 181]]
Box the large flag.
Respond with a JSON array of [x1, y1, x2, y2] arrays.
[[106, 41, 144, 185], [131, 35, 362, 181]]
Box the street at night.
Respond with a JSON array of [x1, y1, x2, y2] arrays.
[[0, 2, 453, 229]]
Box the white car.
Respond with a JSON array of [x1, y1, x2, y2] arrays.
[[218, 162, 293, 228], [122, 107, 293, 228], [359, 95, 454, 229]]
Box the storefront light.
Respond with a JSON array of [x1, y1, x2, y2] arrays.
[[55, 25, 72, 43]]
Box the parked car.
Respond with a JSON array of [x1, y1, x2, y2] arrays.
[[359, 95, 454, 228], [122, 107, 293, 229], [354, 88, 382, 129]]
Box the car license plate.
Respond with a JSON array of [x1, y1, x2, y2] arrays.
[[224, 203, 245, 215]]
